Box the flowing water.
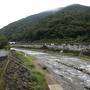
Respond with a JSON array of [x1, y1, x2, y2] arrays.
[[12, 48, 90, 90], [0, 50, 8, 57]]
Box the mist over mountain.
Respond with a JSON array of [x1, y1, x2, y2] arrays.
[[0, 4, 90, 44]]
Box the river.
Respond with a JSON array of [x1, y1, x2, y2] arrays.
[[0, 50, 8, 57], [11, 48, 90, 90]]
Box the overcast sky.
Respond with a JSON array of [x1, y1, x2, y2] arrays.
[[0, 0, 90, 29]]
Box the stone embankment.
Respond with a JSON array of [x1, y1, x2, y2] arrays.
[[0, 51, 48, 90], [13, 44, 90, 55]]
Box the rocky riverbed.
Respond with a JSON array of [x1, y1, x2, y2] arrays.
[[12, 48, 90, 90]]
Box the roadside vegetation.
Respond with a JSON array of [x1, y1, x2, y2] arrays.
[[0, 51, 46, 90], [16, 51, 46, 90], [80, 55, 90, 61], [0, 34, 9, 49]]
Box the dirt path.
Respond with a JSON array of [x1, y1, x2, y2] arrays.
[[32, 58, 63, 90]]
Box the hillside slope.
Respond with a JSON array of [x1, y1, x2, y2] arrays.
[[0, 10, 56, 36], [0, 4, 90, 44]]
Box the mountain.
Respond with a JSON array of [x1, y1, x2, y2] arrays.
[[61, 4, 90, 12], [0, 11, 56, 36], [0, 4, 90, 44]]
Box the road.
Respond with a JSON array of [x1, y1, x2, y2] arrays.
[[12, 48, 90, 90]]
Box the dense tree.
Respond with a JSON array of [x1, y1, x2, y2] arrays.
[[0, 4, 90, 44], [0, 34, 8, 48]]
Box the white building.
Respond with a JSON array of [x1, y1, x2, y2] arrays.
[[9, 42, 16, 44]]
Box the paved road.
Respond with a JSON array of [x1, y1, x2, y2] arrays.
[[12, 48, 90, 90]]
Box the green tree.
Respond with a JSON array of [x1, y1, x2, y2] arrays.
[[0, 34, 8, 48]]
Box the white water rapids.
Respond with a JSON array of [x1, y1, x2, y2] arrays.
[[11, 48, 90, 90]]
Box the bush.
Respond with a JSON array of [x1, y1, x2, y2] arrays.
[[0, 35, 8, 48]]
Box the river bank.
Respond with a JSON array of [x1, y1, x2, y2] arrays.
[[31, 55, 63, 90], [12, 44, 90, 60], [0, 50, 49, 90], [12, 48, 90, 90]]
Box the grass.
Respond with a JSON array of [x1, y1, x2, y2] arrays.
[[16, 51, 45, 90], [80, 55, 90, 61], [42, 48, 90, 61], [0, 45, 10, 50]]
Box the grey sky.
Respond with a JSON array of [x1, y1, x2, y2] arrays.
[[0, 0, 90, 29]]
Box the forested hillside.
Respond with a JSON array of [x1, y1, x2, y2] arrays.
[[0, 4, 90, 44], [0, 10, 55, 38], [0, 34, 8, 48]]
